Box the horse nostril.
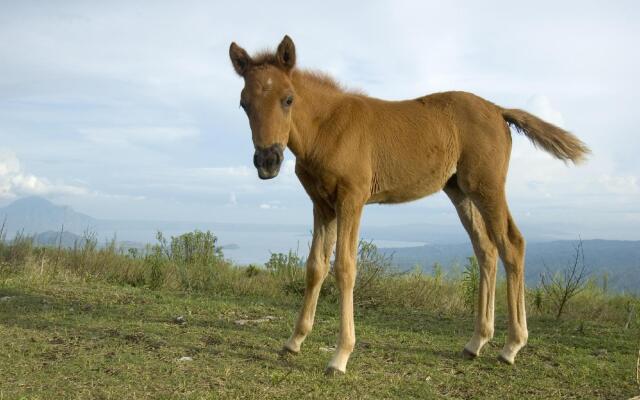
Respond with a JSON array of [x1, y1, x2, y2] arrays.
[[265, 152, 278, 169], [254, 145, 283, 173]]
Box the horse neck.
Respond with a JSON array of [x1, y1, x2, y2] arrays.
[[288, 71, 346, 160]]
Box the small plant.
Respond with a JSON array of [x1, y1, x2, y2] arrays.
[[540, 239, 589, 320], [462, 256, 480, 314], [432, 262, 444, 284], [265, 249, 304, 294], [353, 240, 393, 307], [244, 264, 261, 277], [533, 286, 544, 314], [601, 272, 609, 294], [146, 251, 165, 290], [624, 300, 637, 330]]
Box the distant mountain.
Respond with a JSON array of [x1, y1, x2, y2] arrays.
[[32, 230, 86, 248], [380, 240, 640, 293], [0, 196, 97, 235]]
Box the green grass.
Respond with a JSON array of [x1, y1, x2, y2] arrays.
[[1, 278, 638, 399]]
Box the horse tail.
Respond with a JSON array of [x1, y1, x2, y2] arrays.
[[501, 108, 590, 164]]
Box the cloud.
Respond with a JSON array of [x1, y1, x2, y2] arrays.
[[0, 150, 89, 200], [228, 192, 237, 206], [525, 95, 565, 127], [0, 2, 638, 232], [259, 201, 283, 210]]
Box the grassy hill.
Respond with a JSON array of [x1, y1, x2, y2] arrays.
[[0, 231, 638, 399]]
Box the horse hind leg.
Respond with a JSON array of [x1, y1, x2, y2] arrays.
[[444, 178, 498, 358], [465, 186, 528, 364]]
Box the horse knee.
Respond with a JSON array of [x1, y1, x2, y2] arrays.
[[334, 261, 356, 291], [476, 238, 498, 266], [305, 258, 328, 287]]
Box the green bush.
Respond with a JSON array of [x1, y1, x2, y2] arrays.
[[462, 256, 480, 314], [265, 250, 305, 295]]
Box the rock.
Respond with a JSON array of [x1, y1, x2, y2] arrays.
[[173, 316, 187, 325], [178, 356, 193, 362], [234, 316, 277, 325], [593, 349, 608, 357], [0, 296, 14, 302]]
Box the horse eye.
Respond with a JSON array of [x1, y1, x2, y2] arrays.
[[283, 95, 294, 107]]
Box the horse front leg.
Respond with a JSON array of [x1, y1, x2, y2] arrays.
[[325, 195, 364, 375], [282, 204, 336, 354]]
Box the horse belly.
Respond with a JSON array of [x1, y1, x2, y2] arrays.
[[368, 158, 456, 204]]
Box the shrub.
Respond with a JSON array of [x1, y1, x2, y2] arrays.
[[462, 256, 480, 314], [353, 240, 394, 307], [265, 250, 305, 295], [539, 239, 589, 320]]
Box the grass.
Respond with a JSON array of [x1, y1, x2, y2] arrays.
[[0, 231, 639, 399], [1, 276, 638, 399]]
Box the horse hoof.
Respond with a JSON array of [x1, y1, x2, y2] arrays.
[[497, 353, 515, 365], [278, 346, 298, 358], [324, 366, 345, 377], [462, 347, 478, 360]]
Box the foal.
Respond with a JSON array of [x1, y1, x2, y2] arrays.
[[229, 35, 589, 374]]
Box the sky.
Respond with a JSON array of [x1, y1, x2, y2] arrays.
[[1, 1, 639, 241]]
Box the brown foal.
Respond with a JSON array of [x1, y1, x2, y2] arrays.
[[229, 35, 590, 374]]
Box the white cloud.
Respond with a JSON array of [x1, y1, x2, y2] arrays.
[[596, 174, 639, 195], [228, 192, 237, 205], [259, 200, 283, 210], [525, 95, 565, 127], [0, 150, 89, 199], [0, 2, 638, 232]]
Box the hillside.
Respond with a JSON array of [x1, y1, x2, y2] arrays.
[[0, 227, 639, 399], [381, 240, 640, 293]]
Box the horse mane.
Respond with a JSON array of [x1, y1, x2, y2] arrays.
[[296, 70, 350, 93], [250, 50, 361, 95]]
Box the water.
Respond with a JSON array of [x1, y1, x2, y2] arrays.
[[217, 230, 425, 265], [95, 227, 425, 265]]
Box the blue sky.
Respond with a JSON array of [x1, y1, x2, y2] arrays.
[[1, 1, 639, 240]]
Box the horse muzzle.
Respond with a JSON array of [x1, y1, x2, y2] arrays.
[[253, 144, 284, 180]]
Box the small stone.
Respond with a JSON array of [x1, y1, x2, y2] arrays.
[[178, 356, 193, 362], [593, 349, 608, 357], [173, 316, 187, 325], [0, 296, 14, 302], [234, 316, 276, 325]]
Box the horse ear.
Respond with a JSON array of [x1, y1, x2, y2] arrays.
[[229, 42, 251, 76], [276, 35, 296, 72]]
